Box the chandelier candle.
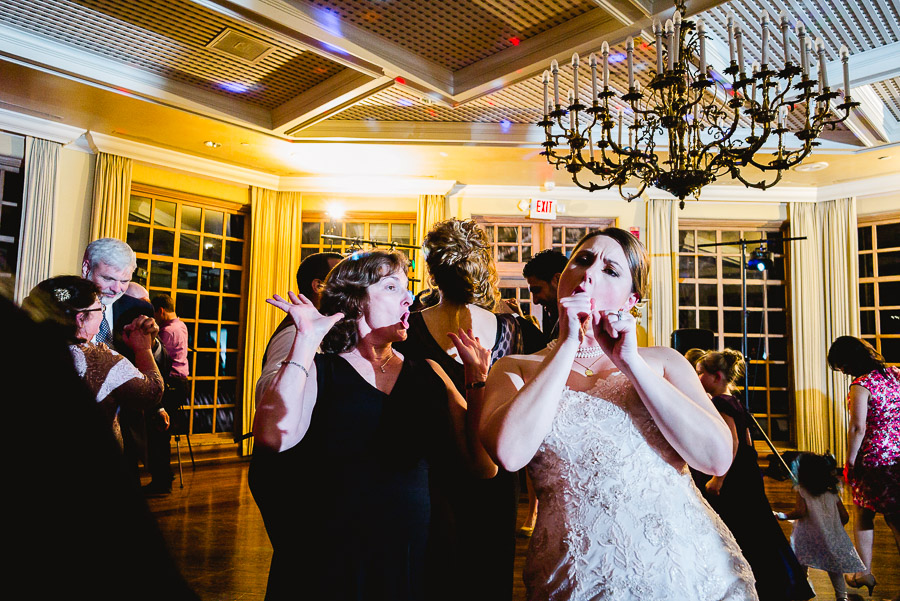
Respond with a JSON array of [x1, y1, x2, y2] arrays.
[[537, 0, 859, 205]]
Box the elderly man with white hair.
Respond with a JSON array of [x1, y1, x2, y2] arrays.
[[82, 237, 173, 493]]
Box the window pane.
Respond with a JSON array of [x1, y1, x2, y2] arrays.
[[180, 233, 200, 260], [747, 311, 763, 333], [698, 256, 718, 278], [678, 309, 695, 329], [216, 407, 235, 434], [767, 285, 785, 309], [722, 256, 742, 279], [346, 222, 364, 239], [720, 230, 741, 255], [204, 210, 224, 236], [723, 284, 742, 307], [679, 229, 695, 252], [566, 227, 587, 244], [860, 254, 874, 278], [203, 237, 222, 263], [860, 310, 876, 335], [201, 267, 220, 292], [858, 226, 872, 252], [194, 381, 214, 405], [771, 417, 790, 442], [679, 255, 695, 279], [224, 240, 243, 265], [149, 260, 172, 288], [697, 284, 717, 306], [859, 282, 875, 307], [154, 200, 177, 228], [746, 284, 764, 307], [222, 296, 241, 322], [723, 310, 742, 333], [768, 311, 786, 335], [192, 409, 213, 435], [176, 293, 196, 320], [878, 250, 900, 277], [768, 256, 785, 280], [181, 206, 202, 232], [679, 283, 696, 306], [769, 363, 788, 388], [878, 281, 900, 306], [392, 223, 411, 243], [698, 309, 717, 331], [127, 224, 150, 254], [768, 337, 787, 360], [218, 380, 237, 405], [222, 324, 239, 349], [222, 352, 239, 376], [498, 226, 518, 243], [223, 269, 242, 295], [370, 223, 389, 242], [177, 264, 198, 290], [770, 389, 789, 414], [521, 227, 532, 244], [745, 337, 766, 360], [697, 230, 716, 252], [226, 214, 244, 238], [876, 222, 900, 249], [552, 226, 562, 244], [522, 245, 532, 262], [195, 352, 216, 376], [301, 247, 319, 261], [152, 229, 175, 257], [199, 295, 219, 320], [302, 222, 321, 244], [197, 323, 219, 349], [134, 259, 147, 286], [880, 308, 900, 334], [129, 196, 151, 224], [881, 337, 900, 363], [748, 391, 767, 414], [497, 246, 518, 262]]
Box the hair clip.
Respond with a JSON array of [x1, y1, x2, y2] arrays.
[[53, 288, 72, 303]]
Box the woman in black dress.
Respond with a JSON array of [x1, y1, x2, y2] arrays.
[[249, 250, 495, 601], [394, 218, 542, 601], [695, 349, 814, 601]]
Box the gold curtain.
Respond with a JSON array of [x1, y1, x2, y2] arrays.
[[14, 137, 61, 303], [90, 153, 133, 240], [414, 194, 447, 292], [645, 198, 679, 347], [788, 198, 859, 460], [241, 187, 303, 455]]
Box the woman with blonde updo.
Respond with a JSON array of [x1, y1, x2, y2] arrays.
[[696, 349, 814, 601], [395, 218, 540, 601]]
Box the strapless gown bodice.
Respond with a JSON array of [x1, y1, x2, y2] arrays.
[[525, 373, 758, 601]]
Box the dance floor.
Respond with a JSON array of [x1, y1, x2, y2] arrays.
[[145, 460, 898, 601]]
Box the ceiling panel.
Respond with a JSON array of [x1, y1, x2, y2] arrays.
[[307, 0, 599, 71], [0, 0, 348, 109]]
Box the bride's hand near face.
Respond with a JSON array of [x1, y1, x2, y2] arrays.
[[557, 290, 593, 347], [591, 308, 640, 370]]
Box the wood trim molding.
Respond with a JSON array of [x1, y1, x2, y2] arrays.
[[131, 183, 251, 213], [301, 210, 416, 221], [858, 209, 900, 225], [679, 218, 786, 229]]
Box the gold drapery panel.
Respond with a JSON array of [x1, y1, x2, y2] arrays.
[[645, 198, 679, 348], [414, 194, 447, 292], [89, 153, 133, 241], [241, 187, 303, 455], [788, 198, 859, 460], [14, 137, 61, 303]]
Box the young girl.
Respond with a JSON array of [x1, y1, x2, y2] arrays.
[[776, 453, 866, 600]]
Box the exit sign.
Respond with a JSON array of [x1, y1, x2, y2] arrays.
[[529, 198, 557, 220]]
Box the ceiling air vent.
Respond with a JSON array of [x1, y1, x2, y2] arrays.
[[206, 28, 276, 65]]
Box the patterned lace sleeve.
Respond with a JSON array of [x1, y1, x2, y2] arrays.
[[80, 343, 164, 408]]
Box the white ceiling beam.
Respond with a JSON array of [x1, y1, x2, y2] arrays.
[[0, 23, 273, 130], [271, 72, 392, 134], [591, 0, 642, 26], [826, 41, 900, 89], [0, 107, 86, 145], [845, 84, 900, 144], [290, 120, 543, 145]]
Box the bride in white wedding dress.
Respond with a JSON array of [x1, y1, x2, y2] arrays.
[[480, 228, 757, 601]]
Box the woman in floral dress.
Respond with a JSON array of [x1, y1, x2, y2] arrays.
[[828, 336, 900, 596]]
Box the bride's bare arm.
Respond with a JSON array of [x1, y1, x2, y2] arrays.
[[622, 347, 733, 476], [479, 337, 579, 472]]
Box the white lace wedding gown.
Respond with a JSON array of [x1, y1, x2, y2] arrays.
[[525, 372, 758, 601]]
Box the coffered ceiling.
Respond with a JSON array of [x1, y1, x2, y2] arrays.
[[3, 0, 900, 189]]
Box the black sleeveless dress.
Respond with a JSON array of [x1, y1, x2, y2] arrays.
[[395, 311, 540, 601], [249, 353, 453, 601]]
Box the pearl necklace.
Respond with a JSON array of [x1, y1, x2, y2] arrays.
[[574, 345, 604, 358]]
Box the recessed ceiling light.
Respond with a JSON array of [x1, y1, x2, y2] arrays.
[[204, 140, 221, 148], [793, 161, 828, 172]]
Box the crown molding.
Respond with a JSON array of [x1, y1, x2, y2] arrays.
[[452, 183, 818, 203], [277, 176, 457, 196], [87, 132, 279, 189], [0, 107, 86, 144], [817, 170, 900, 201]]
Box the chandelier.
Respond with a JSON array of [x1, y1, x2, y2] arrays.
[[538, 0, 859, 207]]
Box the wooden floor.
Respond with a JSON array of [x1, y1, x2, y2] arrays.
[[144, 461, 899, 601]]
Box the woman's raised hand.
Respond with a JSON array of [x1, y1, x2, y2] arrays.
[[266, 291, 343, 339], [448, 327, 490, 383], [557, 290, 593, 344], [591, 308, 640, 369]]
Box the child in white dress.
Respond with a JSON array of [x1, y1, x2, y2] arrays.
[[775, 453, 865, 601]]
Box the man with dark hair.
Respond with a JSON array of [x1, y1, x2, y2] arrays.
[[146, 293, 189, 495], [522, 249, 569, 344], [257, 252, 343, 392]]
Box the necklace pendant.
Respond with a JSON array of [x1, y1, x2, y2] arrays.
[[584, 368, 593, 377], [380, 366, 385, 373]]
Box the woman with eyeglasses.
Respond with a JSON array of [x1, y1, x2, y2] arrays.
[[23, 275, 164, 449]]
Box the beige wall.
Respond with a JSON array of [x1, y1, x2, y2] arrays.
[[50, 147, 94, 276], [0, 132, 25, 158], [132, 163, 250, 205], [857, 193, 900, 216]]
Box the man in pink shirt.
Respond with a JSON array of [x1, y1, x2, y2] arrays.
[[146, 293, 190, 494]]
